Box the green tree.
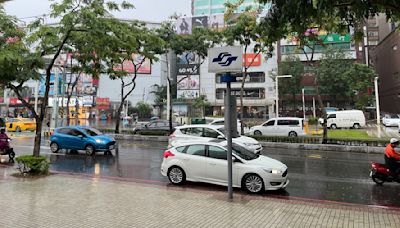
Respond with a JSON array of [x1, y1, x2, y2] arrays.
[[344, 64, 376, 109], [192, 95, 211, 118], [278, 56, 304, 110], [136, 101, 152, 119], [97, 19, 164, 133], [317, 49, 353, 106], [1, 1, 133, 156], [224, 9, 273, 134]]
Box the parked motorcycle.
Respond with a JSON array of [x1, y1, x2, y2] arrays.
[[370, 162, 400, 185], [0, 138, 15, 163]]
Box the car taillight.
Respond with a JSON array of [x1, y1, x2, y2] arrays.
[[164, 151, 175, 158]]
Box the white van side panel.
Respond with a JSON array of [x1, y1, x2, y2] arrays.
[[327, 110, 366, 128]]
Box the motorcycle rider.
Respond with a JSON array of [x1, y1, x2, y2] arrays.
[[385, 138, 400, 178], [0, 128, 9, 149]]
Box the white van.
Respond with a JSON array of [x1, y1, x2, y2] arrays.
[[319, 110, 366, 129], [249, 117, 305, 137]]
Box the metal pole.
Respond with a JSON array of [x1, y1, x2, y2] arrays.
[[375, 77, 381, 125], [225, 78, 233, 200], [302, 88, 306, 120], [312, 97, 316, 118], [275, 77, 279, 118], [363, 26, 369, 66]]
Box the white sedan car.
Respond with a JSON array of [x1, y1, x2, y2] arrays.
[[169, 124, 262, 154], [161, 142, 289, 193]]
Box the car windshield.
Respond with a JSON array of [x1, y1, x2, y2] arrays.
[[81, 128, 103, 136], [232, 144, 259, 160]]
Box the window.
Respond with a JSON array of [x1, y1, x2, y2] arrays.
[[182, 127, 202, 137], [208, 146, 227, 160], [263, 120, 275, 126], [327, 114, 336, 119], [203, 128, 220, 138], [277, 120, 299, 126], [176, 146, 187, 153], [211, 121, 224, 125], [58, 128, 71, 135], [186, 145, 206, 156], [68, 129, 84, 137], [81, 128, 102, 136]]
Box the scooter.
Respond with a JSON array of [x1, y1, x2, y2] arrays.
[[370, 162, 400, 185], [0, 138, 15, 163]]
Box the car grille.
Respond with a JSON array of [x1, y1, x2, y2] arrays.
[[282, 169, 288, 177]]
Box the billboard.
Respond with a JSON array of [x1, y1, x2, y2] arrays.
[[176, 17, 192, 35], [177, 75, 200, 90], [209, 14, 225, 30], [66, 74, 97, 96], [192, 16, 208, 28], [177, 90, 199, 99], [39, 74, 62, 96], [177, 64, 200, 75], [113, 54, 152, 74]]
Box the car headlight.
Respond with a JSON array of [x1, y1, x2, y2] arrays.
[[95, 139, 104, 144], [263, 169, 282, 174]]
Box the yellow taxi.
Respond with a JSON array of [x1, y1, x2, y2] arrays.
[[6, 118, 36, 132]]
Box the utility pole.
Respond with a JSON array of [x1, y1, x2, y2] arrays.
[[374, 77, 380, 125]]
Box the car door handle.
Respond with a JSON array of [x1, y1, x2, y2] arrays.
[[208, 163, 217, 165]]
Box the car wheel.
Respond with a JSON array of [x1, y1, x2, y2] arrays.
[[16, 126, 21, 132], [353, 123, 361, 129], [104, 150, 112, 155], [242, 174, 264, 194], [254, 130, 262, 136], [330, 124, 337, 129], [85, 144, 95, 156], [167, 166, 186, 185], [288, 131, 297, 137], [50, 142, 59, 153]]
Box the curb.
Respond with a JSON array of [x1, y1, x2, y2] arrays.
[[108, 133, 384, 154], [260, 142, 384, 154]]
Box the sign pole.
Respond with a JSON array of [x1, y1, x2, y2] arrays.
[[225, 75, 233, 200]]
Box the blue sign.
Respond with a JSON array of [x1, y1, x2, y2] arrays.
[[38, 74, 62, 96], [212, 52, 238, 66]]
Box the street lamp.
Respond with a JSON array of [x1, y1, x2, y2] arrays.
[[275, 75, 292, 117], [374, 77, 380, 125]]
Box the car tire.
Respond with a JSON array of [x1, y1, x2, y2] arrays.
[[288, 131, 297, 137], [371, 174, 385, 186], [330, 124, 337, 129], [50, 142, 59, 153], [254, 130, 262, 136], [167, 166, 186, 185], [353, 123, 361, 129], [16, 126, 21, 132], [85, 144, 95, 156], [242, 174, 264, 194]]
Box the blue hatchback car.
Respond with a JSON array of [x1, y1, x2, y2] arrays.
[[50, 126, 116, 155]]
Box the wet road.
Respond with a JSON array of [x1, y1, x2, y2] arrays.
[[7, 137, 400, 208]]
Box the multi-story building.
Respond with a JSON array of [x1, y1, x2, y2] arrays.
[[192, 0, 262, 16]]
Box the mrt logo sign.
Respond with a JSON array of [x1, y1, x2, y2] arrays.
[[208, 46, 243, 73]]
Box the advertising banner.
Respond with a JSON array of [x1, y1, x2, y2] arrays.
[[39, 74, 62, 96], [96, 97, 110, 110], [177, 90, 199, 99], [176, 17, 192, 35], [192, 16, 208, 28], [177, 75, 200, 90], [209, 14, 225, 30], [66, 74, 97, 96], [113, 54, 152, 74], [177, 64, 200, 75]]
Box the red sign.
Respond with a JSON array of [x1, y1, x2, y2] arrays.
[[113, 54, 152, 74], [96, 97, 110, 110], [243, 53, 261, 67], [9, 98, 29, 105]]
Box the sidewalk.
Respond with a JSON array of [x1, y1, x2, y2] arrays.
[[0, 169, 399, 227]]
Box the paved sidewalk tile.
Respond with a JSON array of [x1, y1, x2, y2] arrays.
[[0, 174, 399, 228]]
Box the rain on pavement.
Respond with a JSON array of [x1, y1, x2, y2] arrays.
[[5, 136, 400, 208]]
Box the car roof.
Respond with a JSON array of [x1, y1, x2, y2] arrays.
[[175, 124, 223, 130], [171, 141, 226, 148], [268, 117, 303, 120], [56, 126, 92, 130]]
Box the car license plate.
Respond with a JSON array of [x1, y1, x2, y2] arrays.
[[109, 145, 115, 150]]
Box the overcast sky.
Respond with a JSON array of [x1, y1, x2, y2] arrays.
[[4, 0, 191, 23]]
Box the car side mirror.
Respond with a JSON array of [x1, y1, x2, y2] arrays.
[[232, 156, 240, 163]]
